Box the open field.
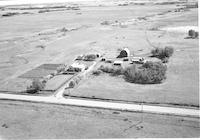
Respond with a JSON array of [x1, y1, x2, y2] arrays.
[[0, 100, 199, 139], [19, 64, 62, 79]]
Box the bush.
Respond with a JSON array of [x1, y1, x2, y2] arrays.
[[68, 80, 75, 88], [36, 45, 46, 49], [188, 30, 198, 38], [50, 71, 57, 77], [83, 54, 97, 61], [67, 66, 82, 73], [101, 21, 111, 25], [75, 55, 84, 60], [188, 29, 195, 37], [92, 70, 102, 76], [124, 62, 167, 84], [151, 46, 174, 62], [123, 65, 137, 82], [57, 65, 66, 73], [99, 65, 114, 73], [2, 12, 19, 17], [195, 32, 199, 38], [161, 57, 169, 63], [110, 66, 124, 76], [60, 27, 68, 32], [164, 46, 174, 57], [73, 76, 82, 84], [22, 12, 32, 15], [38, 9, 50, 13], [27, 79, 45, 94], [98, 65, 124, 76]]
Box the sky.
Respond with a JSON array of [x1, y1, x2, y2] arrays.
[[0, 0, 101, 6]]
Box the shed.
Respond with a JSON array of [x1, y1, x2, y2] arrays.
[[114, 60, 123, 66], [131, 57, 145, 64]]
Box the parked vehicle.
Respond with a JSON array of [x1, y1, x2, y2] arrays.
[[130, 57, 146, 64]]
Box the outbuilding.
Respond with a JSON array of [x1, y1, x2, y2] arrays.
[[117, 48, 130, 58], [130, 57, 146, 64], [71, 62, 86, 72], [114, 60, 123, 66]]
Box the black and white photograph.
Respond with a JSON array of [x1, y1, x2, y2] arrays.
[[0, 0, 199, 139]]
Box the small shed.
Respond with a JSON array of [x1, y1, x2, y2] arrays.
[[117, 48, 130, 58], [131, 57, 145, 64], [114, 60, 123, 66]]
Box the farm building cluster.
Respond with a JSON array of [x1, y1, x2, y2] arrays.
[[25, 46, 167, 94]]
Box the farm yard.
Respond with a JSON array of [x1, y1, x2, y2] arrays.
[[0, 0, 199, 138], [64, 1, 198, 108]]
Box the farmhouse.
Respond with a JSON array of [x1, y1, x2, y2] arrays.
[[71, 62, 86, 72]]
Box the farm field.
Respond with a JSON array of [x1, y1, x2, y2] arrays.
[[0, 100, 199, 139]]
